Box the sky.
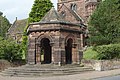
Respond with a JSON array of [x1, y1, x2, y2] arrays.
[[0, 0, 57, 23]]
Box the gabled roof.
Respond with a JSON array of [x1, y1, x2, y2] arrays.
[[40, 7, 63, 22], [8, 19, 28, 35], [58, 4, 85, 23], [39, 7, 70, 24], [29, 7, 83, 27]]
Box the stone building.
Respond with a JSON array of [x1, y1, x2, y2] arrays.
[[7, 18, 27, 43], [58, 0, 101, 23], [27, 0, 100, 65]]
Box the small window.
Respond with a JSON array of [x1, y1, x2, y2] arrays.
[[70, 3, 77, 11], [61, 11, 66, 18]]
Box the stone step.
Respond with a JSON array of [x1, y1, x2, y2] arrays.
[[1, 64, 94, 77]]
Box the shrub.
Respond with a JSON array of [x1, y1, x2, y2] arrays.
[[93, 44, 120, 60], [83, 47, 98, 60], [0, 37, 22, 62]]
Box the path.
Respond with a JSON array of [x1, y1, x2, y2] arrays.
[[93, 75, 120, 80]]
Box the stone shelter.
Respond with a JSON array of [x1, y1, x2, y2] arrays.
[[27, 0, 101, 65], [27, 8, 86, 65]]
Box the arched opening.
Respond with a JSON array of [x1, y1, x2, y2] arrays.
[[65, 38, 73, 64], [40, 38, 52, 64], [70, 3, 77, 11]]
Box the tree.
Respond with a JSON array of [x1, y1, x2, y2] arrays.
[[0, 11, 3, 16], [0, 37, 22, 62], [0, 12, 10, 37], [88, 0, 120, 46], [28, 0, 53, 23], [21, 0, 53, 58]]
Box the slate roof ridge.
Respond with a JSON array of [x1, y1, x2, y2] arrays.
[[40, 7, 69, 23]]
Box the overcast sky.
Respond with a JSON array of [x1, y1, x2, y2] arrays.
[[0, 0, 57, 23]]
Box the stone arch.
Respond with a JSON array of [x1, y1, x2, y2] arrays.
[[65, 34, 78, 64], [36, 34, 54, 64], [36, 34, 54, 46], [65, 34, 76, 46]]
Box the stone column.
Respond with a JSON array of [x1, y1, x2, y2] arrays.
[[59, 37, 66, 65], [27, 37, 36, 64], [52, 36, 65, 65], [72, 43, 77, 64], [50, 42, 54, 64], [76, 37, 83, 64], [36, 45, 41, 64]]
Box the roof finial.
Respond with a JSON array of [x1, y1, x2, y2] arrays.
[[16, 17, 17, 21]]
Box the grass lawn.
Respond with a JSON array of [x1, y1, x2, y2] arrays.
[[83, 47, 98, 60]]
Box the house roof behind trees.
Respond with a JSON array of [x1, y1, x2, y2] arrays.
[[7, 18, 28, 35]]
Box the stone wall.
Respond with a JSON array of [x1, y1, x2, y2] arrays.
[[0, 60, 11, 71], [58, 0, 99, 23], [0, 60, 26, 71], [58, 0, 86, 23], [82, 59, 120, 71]]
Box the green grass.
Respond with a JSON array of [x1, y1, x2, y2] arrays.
[[83, 47, 98, 60]]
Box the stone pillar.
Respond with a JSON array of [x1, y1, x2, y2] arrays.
[[51, 36, 60, 64], [76, 37, 83, 64], [27, 37, 36, 64], [50, 42, 54, 64], [59, 37, 66, 65], [36, 45, 41, 63], [52, 36, 65, 65], [78, 50, 83, 64], [72, 43, 77, 64], [60, 48, 65, 65]]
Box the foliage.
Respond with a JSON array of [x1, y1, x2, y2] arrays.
[[0, 11, 3, 16], [19, 20, 29, 59], [93, 44, 120, 60], [0, 37, 22, 62], [0, 14, 10, 37], [28, 0, 53, 23], [21, 0, 53, 59], [83, 47, 98, 60], [88, 0, 120, 46]]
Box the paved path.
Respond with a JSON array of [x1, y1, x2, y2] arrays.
[[93, 75, 120, 80], [0, 69, 120, 80]]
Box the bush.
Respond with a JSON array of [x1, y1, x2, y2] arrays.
[[0, 37, 23, 62], [83, 47, 98, 60], [94, 44, 120, 60]]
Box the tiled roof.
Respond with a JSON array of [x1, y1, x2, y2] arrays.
[[40, 7, 69, 23], [29, 7, 83, 27], [8, 19, 28, 35]]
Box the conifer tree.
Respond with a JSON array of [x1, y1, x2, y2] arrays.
[[28, 0, 53, 23], [0, 12, 10, 37], [88, 0, 120, 45]]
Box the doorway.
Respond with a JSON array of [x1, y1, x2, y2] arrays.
[[65, 38, 73, 64], [40, 38, 51, 64]]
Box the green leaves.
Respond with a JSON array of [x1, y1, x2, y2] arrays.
[[22, 0, 53, 59], [88, 0, 120, 45], [28, 0, 53, 23], [93, 44, 120, 60], [0, 37, 22, 62], [0, 15, 10, 37], [0, 11, 3, 16]]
